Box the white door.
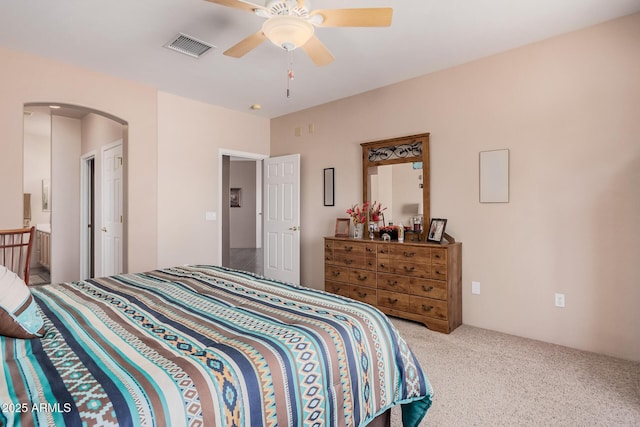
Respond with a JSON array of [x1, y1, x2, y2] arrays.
[[263, 154, 300, 284], [101, 141, 123, 276]]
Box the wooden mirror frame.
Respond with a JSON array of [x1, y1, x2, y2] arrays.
[[361, 133, 430, 240]]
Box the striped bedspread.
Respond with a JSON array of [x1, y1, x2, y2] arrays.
[[1, 265, 433, 426]]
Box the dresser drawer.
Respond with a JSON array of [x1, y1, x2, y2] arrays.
[[378, 259, 430, 279], [334, 241, 376, 256], [324, 248, 334, 263], [378, 290, 411, 312], [430, 265, 448, 281], [349, 269, 377, 288], [325, 281, 351, 298], [410, 296, 448, 320], [333, 253, 367, 269], [411, 279, 448, 300], [351, 286, 377, 305], [377, 273, 411, 294], [325, 265, 349, 283], [385, 245, 431, 260], [431, 248, 447, 265]]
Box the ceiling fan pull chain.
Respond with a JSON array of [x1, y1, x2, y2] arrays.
[[287, 50, 295, 98]]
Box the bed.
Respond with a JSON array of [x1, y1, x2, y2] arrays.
[[1, 265, 433, 426]]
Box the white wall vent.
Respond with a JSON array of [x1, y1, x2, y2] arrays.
[[164, 33, 215, 58]]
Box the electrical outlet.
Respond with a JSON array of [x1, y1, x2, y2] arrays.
[[471, 281, 481, 295], [554, 293, 565, 308]]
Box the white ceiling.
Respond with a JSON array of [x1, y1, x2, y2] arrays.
[[2, 0, 639, 119]]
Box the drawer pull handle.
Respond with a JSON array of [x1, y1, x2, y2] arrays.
[[434, 270, 441, 275], [344, 246, 353, 252], [434, 254, 441, 259], [387, 298, 398, 304], [357, 275, 367, 281], [380, 263, 386, 268], [345, 259, 353, 265], [421, 304, 434, 312], [387, 280, 398, 286], [380, 249, 388, 254], [422, 285, 434, 292], [404, 266, 415, 272], [368, 261, 374, 266], [366, 247, 374, 252], [332, 271, 341, 277], [357, 292, 368, 298], [403, 252, 415, 257]]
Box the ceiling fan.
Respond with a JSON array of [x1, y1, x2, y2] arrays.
[[205, 0, 393, 66]]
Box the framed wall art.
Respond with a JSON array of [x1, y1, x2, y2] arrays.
[[230, 187, 241, 208], [479, 149, 509, 203], [323, 168, 335, 206]]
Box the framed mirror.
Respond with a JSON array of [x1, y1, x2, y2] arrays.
[[361, 133, 430, 240]]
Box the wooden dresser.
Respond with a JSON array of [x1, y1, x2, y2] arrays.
[[324, 237, 462, 334]]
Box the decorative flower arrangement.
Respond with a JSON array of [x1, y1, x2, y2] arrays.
[[346, 202, 369, 224], [369, 201, 387, 222]]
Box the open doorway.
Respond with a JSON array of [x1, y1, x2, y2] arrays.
[[219, 149, 266, 275]]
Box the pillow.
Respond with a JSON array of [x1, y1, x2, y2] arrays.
[[0, 266, 45, 339]]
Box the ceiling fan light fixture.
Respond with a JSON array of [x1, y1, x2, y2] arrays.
[[262, 15, 314, 51]]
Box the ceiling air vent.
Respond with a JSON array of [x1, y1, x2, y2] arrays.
[[164, 33, 215, 58]]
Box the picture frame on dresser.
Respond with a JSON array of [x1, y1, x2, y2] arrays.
[[427, 218, 447, 243], [334, 218, 350, 237]]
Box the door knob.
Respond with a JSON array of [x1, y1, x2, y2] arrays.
[[101, 227, 107, 232], [288, 226, 300, 231]]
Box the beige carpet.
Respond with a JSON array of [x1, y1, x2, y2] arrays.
[[388, 318, 640, 426]]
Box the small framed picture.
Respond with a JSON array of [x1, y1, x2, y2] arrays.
[[427, 218, 447, 243], [230, 188, 241, 208], [334, 218, 350, 237]]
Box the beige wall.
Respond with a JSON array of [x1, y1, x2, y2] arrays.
[[270, 14, 640, 361], [156, 92, 269, 268], [0, 46, 158, 274]]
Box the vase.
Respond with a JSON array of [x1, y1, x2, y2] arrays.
[[353, 223, 364, 239]]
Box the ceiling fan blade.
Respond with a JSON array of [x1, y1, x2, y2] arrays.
[[311, 8, 393, 27], [300, 36, 334, 67], [204, 0, 259, 13], [224, 31, 267, 58]]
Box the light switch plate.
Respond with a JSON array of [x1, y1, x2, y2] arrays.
[[471, 281, 481, 295], [205, 211, 216, 221]]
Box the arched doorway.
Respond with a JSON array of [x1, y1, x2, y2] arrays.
[[23, 103, 128, 284]]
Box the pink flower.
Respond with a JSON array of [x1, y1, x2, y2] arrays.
[[346, 202, 369, 224]]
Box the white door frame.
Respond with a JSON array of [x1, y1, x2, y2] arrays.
[[217, 149, 268, 266], [80, 151, 96, 280]]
